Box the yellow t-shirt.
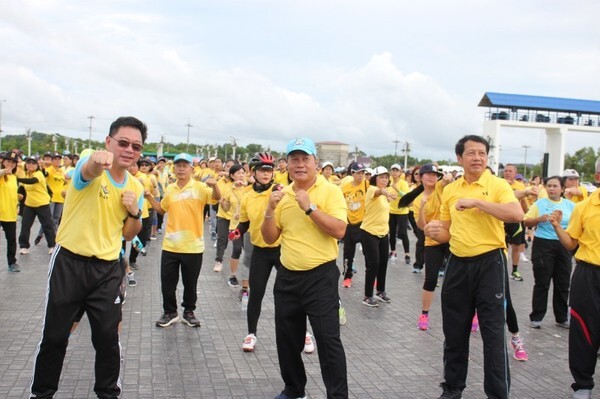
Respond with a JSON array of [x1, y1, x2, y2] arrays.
[[23, 170, 51, 207], [338, 175, 353, 187], [341, 180, 368, 224], [134, 171, 157, 218], [161, 179, 213, 253], [216, 179, 233, 219], [239, 185, 282, 248], [0, 174, 19, 222], [440, 170, 517, 257], [274, 170, 289, 186], [566, 190, 600, 265], [566, 185, 589, 204], [360, 186, 391, 237], [56, 158, 144, 260], [275, 175, 347, 271], [227, 184, 251, 230], [47, 166, 66, 203], [412, 181, 445, 247], [389, 178, 410, 215]]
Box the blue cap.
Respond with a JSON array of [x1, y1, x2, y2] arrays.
[[173, 153, 193, 164], [286, 137, 317, 156]]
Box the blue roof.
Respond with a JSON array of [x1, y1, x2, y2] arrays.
[[478, 92, 600, 115]]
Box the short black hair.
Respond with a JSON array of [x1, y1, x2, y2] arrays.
[[455, 135, 489, 156], [109, 116, 148, 143]]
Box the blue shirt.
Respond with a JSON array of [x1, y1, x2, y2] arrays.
[[530, 197, 575, 240]]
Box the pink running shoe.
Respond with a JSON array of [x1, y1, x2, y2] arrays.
[[471, 314, 479, 332], [511, 336, 528, 361], [342, 278, 352, 288], [418, 314, 429, 330]]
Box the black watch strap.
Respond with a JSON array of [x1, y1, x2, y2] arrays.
[[128, 209, 142, 220]]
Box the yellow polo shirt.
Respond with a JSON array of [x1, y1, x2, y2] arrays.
[[440, 170, 517, 257], [360, 186, 390, 237], [275, 175, 347, 271], [239, 186, 282, 248], [0, 174, 19, 222], [227, 184, 252, 230], [341, 180, 368, 224], [413, 181, 445, 247], [566, 190, 600, 265], [161, 179, 212, 253], [274, 170, 289, 186], [57, 157, 144, 260], [23, 170, 51, 207], [216, 179, 233, 219]]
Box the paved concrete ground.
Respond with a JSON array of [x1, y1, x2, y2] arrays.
[[0, 221, 577, 398]]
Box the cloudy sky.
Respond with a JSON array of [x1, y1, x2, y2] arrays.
[[1, 0, 599, 164]]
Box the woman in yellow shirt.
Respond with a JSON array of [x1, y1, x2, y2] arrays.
[[0, 151, 21, 271], [360, 167, 397, 307], [17, 156, 56, 254]]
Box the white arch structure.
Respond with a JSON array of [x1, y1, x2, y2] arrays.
[[479, 92, 600, 176]]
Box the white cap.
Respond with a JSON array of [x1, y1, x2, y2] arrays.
[[372, 166, 389, 176], [390, 163, 402, 170], [563, 169, 579, 178], [321, 161, 334, 169]]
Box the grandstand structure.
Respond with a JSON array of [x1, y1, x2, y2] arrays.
[[479, 92, 600, 176]]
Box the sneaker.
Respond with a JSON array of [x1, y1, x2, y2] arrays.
[[519, 252, 529, 263], [48, 247, 54, 255], [304, 332, 315, 353], [182, 311, 201, 327], [572, 389, 593, 399], [342, 278, 352, 288], [238, 288, 248, 301], [274, 393, 307, 399], [140, 247, 147, 256], [412, 267, 422, 273], [362, 297, 379, 307], [228, 276, 239, 287], [339, 305, 347, 326], [19, 248, 29, 255], [213, 261, 223, 272], [511, 335, 528, 361], [376, 291, 391, 303], [439, 270, 445, 277], [127, 272, 137, 287], [556, 321, 570, 329], [155, 313, 179, 327], [471, 314, 479, 332], [530, 320, 542, 329], [418, 314, 429, 330], [405, 254, 411, 264], [438, 383, 463, 399], [511, 270, 523, 281], [158, 228, 163, 234], [213, 240, 217, 247], [242, 333, 257, 352], [34, 235, 43, 246], [149, 235, 157, 241], [389, 251, 397, 260], [8, 263, 20, 272], [130, 263, 138, 270]]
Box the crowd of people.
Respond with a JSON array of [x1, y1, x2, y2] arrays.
[[1, 120, 597, 399]]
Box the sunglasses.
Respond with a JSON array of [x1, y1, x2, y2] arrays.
[[114, 138, 143, 152]]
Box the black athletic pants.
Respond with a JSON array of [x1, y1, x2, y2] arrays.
[[247, 245, 281, 335], [274, 261, 348, 399], [569, 261, 600, 392], [361, 230, 389, 297], [342, 223, 361, 280], [441, 249, 510, 399], [129, 216, 151, 264], [30, 246, 124, 399], [529, 237, 572, 323], [1, 221, 17, 265], [160, 250, 203, 314], [19, 204, 56, 249], [388, 213, 409, 253]]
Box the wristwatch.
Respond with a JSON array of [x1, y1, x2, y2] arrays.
[[128, 209, 142, 220], [305, 203, 317, 216]]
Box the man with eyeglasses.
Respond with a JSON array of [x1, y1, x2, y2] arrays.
[[30, 116, 147, 399]]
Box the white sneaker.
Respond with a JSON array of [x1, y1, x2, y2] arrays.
[[304, 332, 315, 354], [19, 248, 29, 255], [213, 261, 223, 272], [519, 252, 529, 263], [572, 389, 592, 399], [48, 247, 55, 255], [242, 334, 257, 352], [213, 240, 217, 247]]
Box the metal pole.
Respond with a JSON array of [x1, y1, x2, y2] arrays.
[[186, 121, 193, 152], [522, 145, 530, 178], [87, 116, 95, 148]]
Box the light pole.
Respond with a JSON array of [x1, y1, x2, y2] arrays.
[[231, 137, 238, 160], [87, 115, 95, 148], [522, 145, 531, 178], [185, 121, 193, 152], [52, 134, 58, 152], [26, 129, 32, 156], [0, 99, 6, 151]]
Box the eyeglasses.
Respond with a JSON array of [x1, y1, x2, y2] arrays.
[[113, 138, 143, 152]]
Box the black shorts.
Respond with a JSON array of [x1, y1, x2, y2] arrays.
[[505, 222, 526, 245]]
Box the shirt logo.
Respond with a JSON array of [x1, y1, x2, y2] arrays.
[[99, 184, 109, 200]]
